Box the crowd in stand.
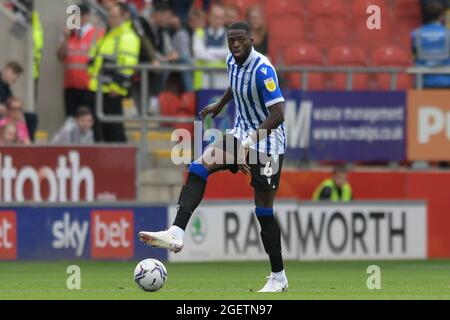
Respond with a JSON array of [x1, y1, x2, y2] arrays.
[[2, 0, 450, 147]]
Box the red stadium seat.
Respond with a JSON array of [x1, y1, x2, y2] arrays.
[[328, 45, 370, 90], [159, 92, 181, 117], [180, 92, 197, 116], [351, 0, 388, 21], [309, 0, 349, 21], [372, 46, 413, 90], [265, 0, 303, 18], [312, 17, 350, 49], [223, 0, 264, 18], [284, 44, 326, 90], [354, 17, 396, 50], [268, 15, 304, 63], [394, 0, 422, 31]]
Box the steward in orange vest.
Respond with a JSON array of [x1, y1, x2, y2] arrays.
[[57, 4, 104, 117]]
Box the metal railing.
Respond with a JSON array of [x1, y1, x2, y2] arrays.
[[406, 66, 450, 89], [95, 63, 411, 176]]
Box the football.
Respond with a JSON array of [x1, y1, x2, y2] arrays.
[[134, 259, 168, 292]]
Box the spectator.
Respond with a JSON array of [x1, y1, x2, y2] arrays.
[[0, 61, 23, 116], [0, 97, 31, 145], [57, 3, 104, 118], [14, 0, 43, 100], [51, 106, 95, 145], [0, 61, 38, 142], [312, 165, 353, 202], [0, 123, 18, 145], [187, 7, 207, 53], [153, 0, 194, 24], [224, 4, 240, 28], [99, 0, 120, 11], [166, 12, 194, 92], [246, 5, 268, 56], [420, 0, 448, 23], [143, 3, 179, 113], [87, 2, 140, 142], [412, 0, 450, 88], [193, 4, 229, 90]]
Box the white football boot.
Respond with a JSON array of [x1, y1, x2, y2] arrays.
[[138, 230, 184, 253], [258, 275, 289, 293]]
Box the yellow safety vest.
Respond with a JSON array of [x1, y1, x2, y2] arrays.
[[312, 178, 352, 202], [32, 11, 44, 80], [88, 21, 140, 96], [193, 28, 227, 90]]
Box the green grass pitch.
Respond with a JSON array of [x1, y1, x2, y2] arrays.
[[0, 260, 449, 300]]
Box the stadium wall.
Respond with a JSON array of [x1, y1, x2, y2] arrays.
[[0, 199, 446, 261], [204, 170, 450, 259]]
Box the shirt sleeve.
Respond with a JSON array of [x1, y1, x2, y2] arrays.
[[255, 64, 285, 108]]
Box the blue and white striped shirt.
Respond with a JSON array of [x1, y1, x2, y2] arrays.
[[227, 48, 287, 155]]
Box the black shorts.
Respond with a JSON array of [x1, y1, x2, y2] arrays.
[[216, 134, 284, 191]]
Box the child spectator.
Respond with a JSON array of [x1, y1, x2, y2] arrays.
[[0, 97, 31, 145], [0, 123, 18, 145], [0, 61, 23, 118]]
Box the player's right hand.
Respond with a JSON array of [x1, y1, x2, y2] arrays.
[[199, 102, 222, 120]]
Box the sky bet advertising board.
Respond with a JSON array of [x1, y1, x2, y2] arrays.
[[0, 206, 167, 261]]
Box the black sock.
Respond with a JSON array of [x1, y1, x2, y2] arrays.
[[172, 172, 207, 230], [256, 210, 284, 273]]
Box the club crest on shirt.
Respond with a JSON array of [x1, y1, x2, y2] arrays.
[[264, 77, 277, 92]]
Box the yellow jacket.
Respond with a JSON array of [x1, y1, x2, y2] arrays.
[[32, 11, 44, 80], [312, 178, 352, 202], [88, 21, 140, 96]]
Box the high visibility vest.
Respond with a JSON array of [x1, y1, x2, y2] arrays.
[[413, 22, 450, 87], [88, 21, 140, 96], [312, 178, 352, 202], [64, 26, 104, 90], [193, 28, 227, 90], [32, 11, 44, 80]]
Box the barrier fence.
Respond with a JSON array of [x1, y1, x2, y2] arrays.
[[0, 200, 439, 262]]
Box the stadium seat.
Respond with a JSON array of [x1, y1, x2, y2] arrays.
[[372, 46, 413, 90], [394, 0, 422, 31], [312, 17, 350, 49], [265, 0, 303, 18], [328, 45, 370, 90], [354, 17, 396, 50], [223, 0, 264, 18], [180, 92, 197, 116], [309, 0, 349, 21], [268, 15, 304, 63], [159, 92, 181, 117], [284, 44, 326, 90], [351, 0, 388, 21]]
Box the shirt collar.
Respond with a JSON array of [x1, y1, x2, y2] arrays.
[[80, 23, 92, 35], [240, 47, 256, 67]]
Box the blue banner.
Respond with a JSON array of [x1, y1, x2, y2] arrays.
[[0, 206, 168, 261], [197, 90, 406, 161]]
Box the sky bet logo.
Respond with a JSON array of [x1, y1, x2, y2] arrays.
[[52, 211, 134, 259], [0, 211, 17, 260]]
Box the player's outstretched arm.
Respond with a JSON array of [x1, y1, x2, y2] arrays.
[[199, 87, 233, 120]]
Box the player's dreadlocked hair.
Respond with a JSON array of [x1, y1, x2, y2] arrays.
[[227, 21, 252, 37]]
